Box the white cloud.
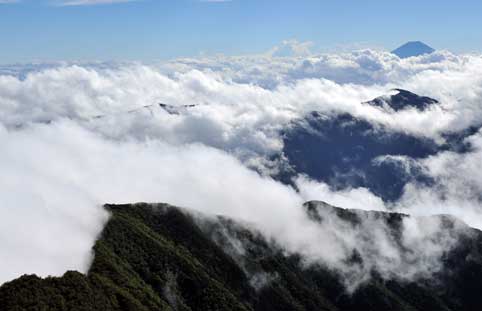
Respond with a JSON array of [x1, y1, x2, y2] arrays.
[[267, 39, 314, 57], [0, 120, 466, 290], [2, 47, 482, 289]]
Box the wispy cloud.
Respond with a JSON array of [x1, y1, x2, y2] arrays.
[[54, 0, 139, 6]]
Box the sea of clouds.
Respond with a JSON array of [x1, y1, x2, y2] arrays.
[[2, 45, 482, 288]]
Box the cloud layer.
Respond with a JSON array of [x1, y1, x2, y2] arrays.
[[2, 49, 482, 288]]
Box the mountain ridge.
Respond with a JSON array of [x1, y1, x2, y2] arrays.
[[2, 202, 482, 310], [277, 89, 479, 202]]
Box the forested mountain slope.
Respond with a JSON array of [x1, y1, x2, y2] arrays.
[[2, 202, 482, 311]]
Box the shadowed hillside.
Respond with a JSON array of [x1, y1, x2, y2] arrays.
[[278, 90, 480, 202]]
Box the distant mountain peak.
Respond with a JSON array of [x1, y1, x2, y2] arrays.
[[392, 41, 435, 58], [365, 89, 439, 112]]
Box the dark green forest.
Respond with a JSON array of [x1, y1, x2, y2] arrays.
[[2, 202, 482, 311]]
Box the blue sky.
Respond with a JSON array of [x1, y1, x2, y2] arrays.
[[1, 0, 481, 63]]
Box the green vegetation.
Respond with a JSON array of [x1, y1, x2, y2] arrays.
[[1, 202, 482, 310]]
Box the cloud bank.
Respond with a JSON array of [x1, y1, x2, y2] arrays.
[[2, 48, 482, 288]]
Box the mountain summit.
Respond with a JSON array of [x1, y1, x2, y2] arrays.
[[392, 41, 435, 58]]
